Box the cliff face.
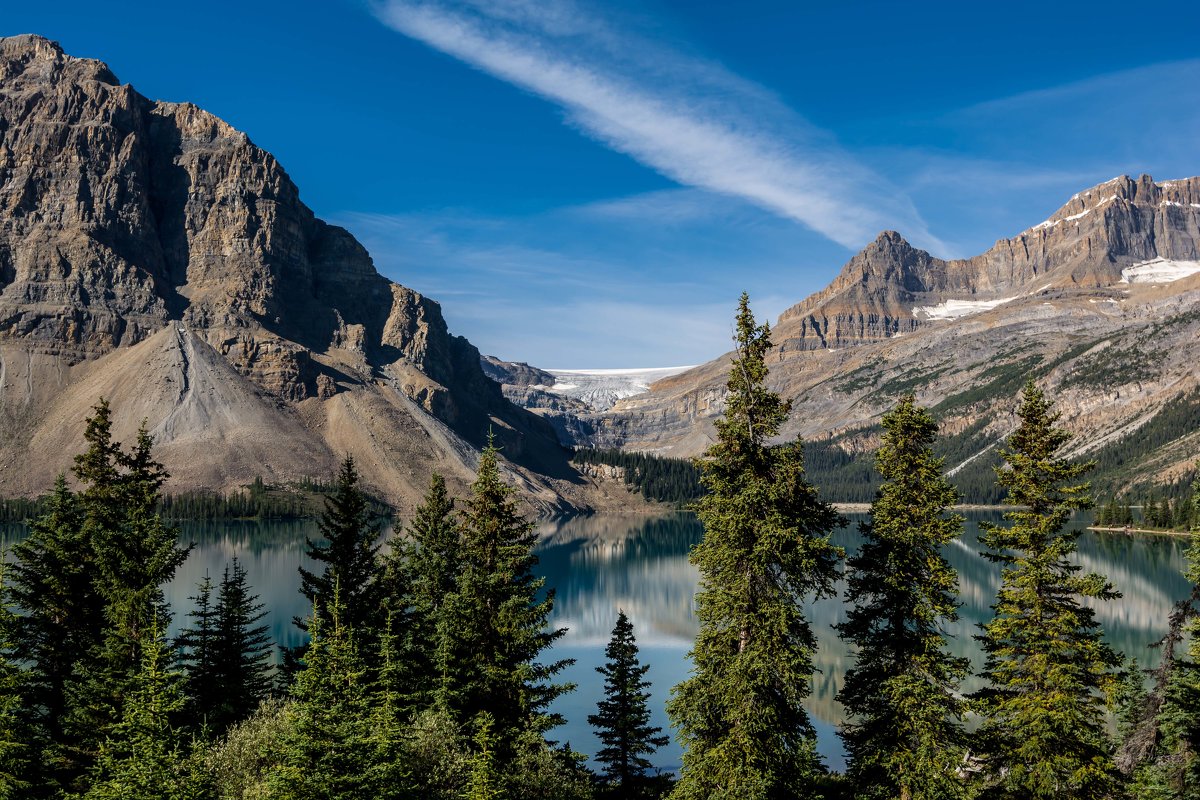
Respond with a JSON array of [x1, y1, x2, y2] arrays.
[[774, 175, 1200, 351], [0, 35, 591, 512]]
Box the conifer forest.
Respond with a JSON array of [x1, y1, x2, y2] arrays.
[[0, 297, 1198, 800]]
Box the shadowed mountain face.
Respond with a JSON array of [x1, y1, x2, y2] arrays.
[[496, 174, 1200, 496], [0, 35, 593, 512]]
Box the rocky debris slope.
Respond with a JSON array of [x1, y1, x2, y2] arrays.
[[532, 175, 1200, 495], [0, 35, 610, 513]]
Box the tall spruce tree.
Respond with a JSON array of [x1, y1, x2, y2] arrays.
[[588, 610, 668, 798], [179, 559, 274, 733], [667, 294, 844, 800], [83, 620, 212, 800], [378, 473, 457, 711], [7, 474, 97, 785], [835, 396, 968, 800], [295, 456, 383, 642], [268, 595, 383, 799], [973, 381, 1122, 799], [67, 417, 190, 753], [438, 439, 572, 746], [177, 573, 218, 730], [0, 562, 30, 799]]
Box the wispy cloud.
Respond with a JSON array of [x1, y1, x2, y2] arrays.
[[370, 0, 945, 252]]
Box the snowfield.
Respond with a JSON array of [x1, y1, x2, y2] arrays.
[[914, 297, 1014, 321], [1120, 258, 1200, 284], [540, 365, 697, 410]]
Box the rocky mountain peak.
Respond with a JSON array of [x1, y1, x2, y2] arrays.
[[0, 33, 118, 85], [0, 36, 581, 511]]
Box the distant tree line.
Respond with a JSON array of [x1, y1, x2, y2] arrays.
[[572, 448, 705, 506], [1, 475, 392, 524]]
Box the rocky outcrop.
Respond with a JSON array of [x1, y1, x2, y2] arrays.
[[774, 175, 1200, 351], [0, 35, 603, 512]]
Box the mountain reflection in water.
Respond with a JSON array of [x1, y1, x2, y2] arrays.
[[1, 510, 1192, 774]]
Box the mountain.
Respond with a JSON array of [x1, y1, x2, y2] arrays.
[[0, 34, 616, 513], [509, 174, 1200, 498]]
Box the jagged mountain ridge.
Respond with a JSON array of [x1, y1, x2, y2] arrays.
[[774, 174, 1200, 351], [501, 174, 1200, 496], [0, 34, 615, 513]]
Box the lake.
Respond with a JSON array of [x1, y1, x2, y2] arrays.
[[2, 510, 1194, 774]]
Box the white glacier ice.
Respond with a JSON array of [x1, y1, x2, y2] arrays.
[[542, 365, 697, 410], [1120, 258, 1200, 284]]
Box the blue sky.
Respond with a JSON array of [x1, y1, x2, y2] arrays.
[[7, 1, 1200, 366]]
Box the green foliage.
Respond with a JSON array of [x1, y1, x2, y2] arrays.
[[0, 563, 30, 799], [973, 381, 1123, 799], [83, 621, 213, 800], [267, 596, 381, 799], [295, 456, 385, 646], [587, 611, 668, 794], [394, 473, 459, 710], [1087, 390, 1200, 493], [836, 396, 969, 800], [438, 438, 572, 745], [572, 449, 704, 506], [932, 355, 1044, 415], [1058, 341, 1162, 390], [668, 294, 844, 800], [6, 474, 97, 789], [179, 559, 274, 734], [203, 697, 294, 800]]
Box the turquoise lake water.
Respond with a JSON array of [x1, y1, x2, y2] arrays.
[[2, 510, 1193, 774]]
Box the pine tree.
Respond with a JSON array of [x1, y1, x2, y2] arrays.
[[667, 294, 844, 800], [588, 610, 668, 797], [835, 396, 968, 800], [83, 620, 213, 800], [973, 381, 1122, 799], [268, 594, 380, 799], [65, 411, 190, 781], [6, 474, 98, 786], [179, 559, 274, 734], [396, 473, 459, 709], [295, 456, 383, 645], [0, 562, 30, 799], [177, 573, 218, 730], [439, 438, 572, 746]]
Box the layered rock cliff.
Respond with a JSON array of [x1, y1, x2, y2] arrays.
[[774, 174, 1200, 351], [0, 35, 609, 512]]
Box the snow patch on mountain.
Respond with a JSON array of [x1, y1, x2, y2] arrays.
[[540, 366, 696, 410], [1120, 258, 1200, 284], [914, 297, 1015, 321]]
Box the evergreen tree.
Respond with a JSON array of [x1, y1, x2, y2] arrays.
[[295, 456, 383, 643], [439, 438, 572, 746], [83, 621, 212, 800], [973, 381, 1122, 799], [179, 559, 274, 734], [64, 411, 190, 782], [588, 611, 668, 798], [397, 473, 459, 708], [177, 573, 218, 730], [0, 562, 30, 799], [835, 396, 968, 800], [667, 294, 844, 800], [268, 595, 381, 799], [6, 475, 98, 786]]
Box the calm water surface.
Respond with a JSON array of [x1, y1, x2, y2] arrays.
[[1, 511, 1193, 773]]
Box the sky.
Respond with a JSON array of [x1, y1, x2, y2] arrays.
[[6, 1, 1200, 367]]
